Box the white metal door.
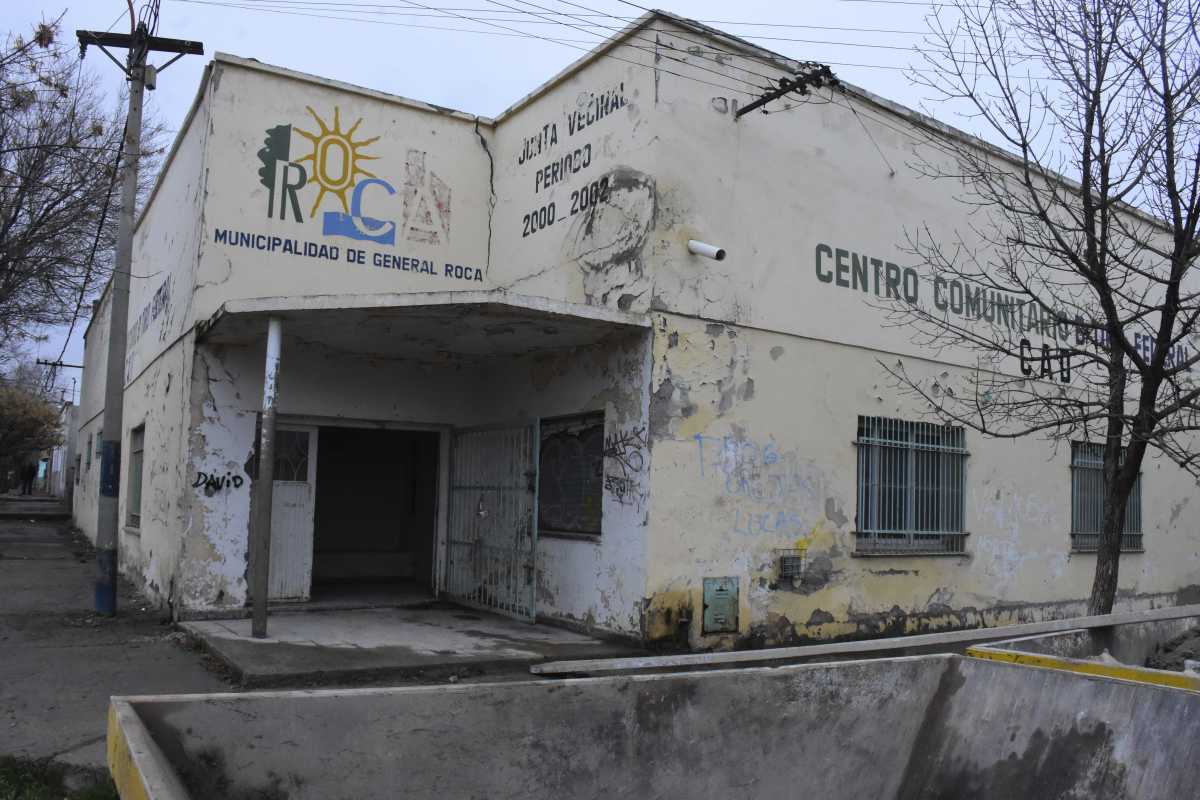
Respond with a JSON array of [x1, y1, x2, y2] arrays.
[[445, 425, 537, 621], [269, 426, 318, 600]]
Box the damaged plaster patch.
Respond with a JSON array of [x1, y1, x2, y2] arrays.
[[565, 166, 656, 310], [1169, 496, 1191, 526], [769, 345, 784, 361], [649, 316, 756, 440], [824, 498, 849, 527], [807, 608, 835, 625]]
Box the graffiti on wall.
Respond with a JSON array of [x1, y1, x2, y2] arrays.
[[693, 432, 825, 537], [603, 424, 647, 506], [193, 470, 245, 494]]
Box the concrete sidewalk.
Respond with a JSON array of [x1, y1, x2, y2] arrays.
[[0, 507, 226, 769], [184, 606, 641, 687], [0, 493, 70, 520]]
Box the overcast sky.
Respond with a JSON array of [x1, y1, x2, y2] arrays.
[[3, 0, 951, 397]]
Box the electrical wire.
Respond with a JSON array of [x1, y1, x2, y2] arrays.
[[44, 125, 126, 395], [202, 0, 950, 34], [171, 0, 770, 96]]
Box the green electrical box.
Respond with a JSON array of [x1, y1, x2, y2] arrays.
[[702, 577, 739, 634]]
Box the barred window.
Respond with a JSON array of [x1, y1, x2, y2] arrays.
[[538, 412, 604, 537], [127, 426, 145, 529], [1070, 442, 1142, 553], [855, 416, 968, 555]]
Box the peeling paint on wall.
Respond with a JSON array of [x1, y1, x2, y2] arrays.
[[565, 167, 656, 310]]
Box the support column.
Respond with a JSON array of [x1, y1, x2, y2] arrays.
[[250, 317, 282, 638]]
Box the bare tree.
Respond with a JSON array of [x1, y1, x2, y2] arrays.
[[0, 15, 162, 372], [880, 0, 1200, 613]]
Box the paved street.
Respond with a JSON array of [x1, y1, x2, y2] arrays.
[[0, 498, 226, 769]]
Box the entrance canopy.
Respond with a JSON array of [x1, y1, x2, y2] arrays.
[[196, 290, 650, 357]]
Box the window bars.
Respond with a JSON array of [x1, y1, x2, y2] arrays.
[[127, 426, 145, 528], [855, 416, 968, 555], [1070, 442, 1143, 553]]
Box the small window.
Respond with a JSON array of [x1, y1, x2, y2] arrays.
[[85, 433, 93, 469], [854, 416, 969, 555], [273, 429, 311, 482], [538, 413, 604, 537], [74, 455, 81, 484], [127, 426, 145, 528], [1070, 442, 1142, 552]]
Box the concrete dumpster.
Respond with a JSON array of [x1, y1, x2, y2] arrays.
[[109, 653, 1200, 800], [969, 612, 1200, 691]]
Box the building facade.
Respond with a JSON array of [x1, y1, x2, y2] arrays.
[[74, 13, 1199, 647]]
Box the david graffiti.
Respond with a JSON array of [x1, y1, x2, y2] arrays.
[[193, 471, 245, 493]]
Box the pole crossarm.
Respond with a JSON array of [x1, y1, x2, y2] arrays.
[[76, 30, 203, 56], [736, 62, 840, 119]]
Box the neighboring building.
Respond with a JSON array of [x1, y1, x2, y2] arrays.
[[74, 12, 1199, 647], [47, 402, 79, 503]]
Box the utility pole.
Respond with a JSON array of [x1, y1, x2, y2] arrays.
[[77, 18, 202, 616]]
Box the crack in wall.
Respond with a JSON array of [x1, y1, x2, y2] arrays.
[[474, 118, 496, 274]]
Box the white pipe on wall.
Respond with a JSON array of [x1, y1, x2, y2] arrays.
[[687, 240, 726, 261]]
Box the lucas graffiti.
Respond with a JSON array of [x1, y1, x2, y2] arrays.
[[694, 432, 824, 537]]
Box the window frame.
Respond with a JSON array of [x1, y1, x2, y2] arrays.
[[127, 425, 146, 529], [1069, 441, 1143, 553], [853, 416, 969, 556], [537, 411, 605, 540]]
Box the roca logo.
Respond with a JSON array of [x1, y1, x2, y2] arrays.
[[256, 105, 451, 246]]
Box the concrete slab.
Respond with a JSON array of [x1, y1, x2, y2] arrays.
[[0, 496, 70, 520], [113, 654, 1200, 799], [0, 519, 228, 770], [183, 606, 641, 686]]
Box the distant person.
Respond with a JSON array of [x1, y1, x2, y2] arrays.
[[20, 461, 36, 495]]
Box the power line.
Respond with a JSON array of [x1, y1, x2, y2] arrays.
[[173, 0, 770, 96], [178, 0, 1012, 81], [213, 0, 944, 33], [45, 124, 126, 395]]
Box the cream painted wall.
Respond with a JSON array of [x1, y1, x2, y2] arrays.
[[123, 86, 208, 387], [71, 16, 1199, 639], [116, 336, 196, 606], [74, 286, 111, 545], [489, 42, 659, 315], [178, 331, 648, 633], [194, 57, 494, 320], [482, 330, 652, 635], [644, 312, 1200, 647]]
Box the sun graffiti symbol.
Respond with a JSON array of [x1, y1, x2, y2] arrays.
[[293, 106, 379, 217]]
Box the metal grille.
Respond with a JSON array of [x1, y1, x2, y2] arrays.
[[1070, 442, 1142, 553], [855, 416, 968, 555], [127, 426, 145, 528], [445, 426, 537, 621]]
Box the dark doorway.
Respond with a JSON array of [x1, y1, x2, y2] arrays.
[[312, 427, 439, 598]]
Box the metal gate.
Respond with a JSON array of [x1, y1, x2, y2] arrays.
[[445, 425, 538, 621]]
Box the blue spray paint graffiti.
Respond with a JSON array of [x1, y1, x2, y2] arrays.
[[694, 433, 823, 536]]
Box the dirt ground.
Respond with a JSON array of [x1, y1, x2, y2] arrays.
[[1145, 626, 1200, 671]]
